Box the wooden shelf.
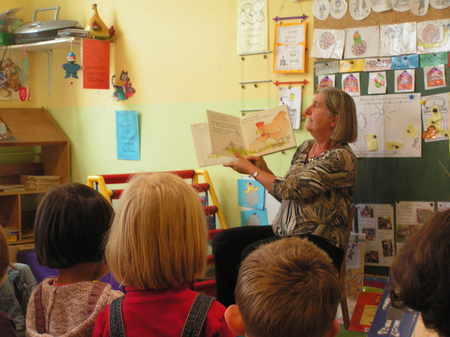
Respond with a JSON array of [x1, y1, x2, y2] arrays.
[[0, 37, 80, 52], [0, 190, 49, 197]]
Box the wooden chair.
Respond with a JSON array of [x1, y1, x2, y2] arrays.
[[339, 205, 356, 330]]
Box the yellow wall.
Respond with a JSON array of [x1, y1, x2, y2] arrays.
[[0, 0, 315, 226]]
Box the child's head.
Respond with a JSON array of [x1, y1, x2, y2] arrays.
[[225, 237, 341, 337], [0, 226, 9, 283], [106, 173, 207, 289], [34, 183, 114, 269], [391, 210, 450, 337]]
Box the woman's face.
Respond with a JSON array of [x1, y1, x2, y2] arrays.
[[305, 93, 336, 138]]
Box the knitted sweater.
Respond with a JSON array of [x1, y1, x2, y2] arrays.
[[26, 278, 122, 337]]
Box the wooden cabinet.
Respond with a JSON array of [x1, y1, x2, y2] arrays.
[[0, 108, 70, 244]]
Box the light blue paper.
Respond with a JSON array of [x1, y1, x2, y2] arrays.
[[419, 52, 448, 67], [392, 54, 419, 70], [240, 209, 269, 226], [116, 110, 140, 160], [238, 179, 265, 210]]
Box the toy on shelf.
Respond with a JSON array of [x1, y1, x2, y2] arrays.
[[62, 51, 81, 79], [86, 4, 110, 40]]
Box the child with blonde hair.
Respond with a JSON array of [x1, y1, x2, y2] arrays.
[[26, 183, 122, 337], [93, 173, 233, 337]]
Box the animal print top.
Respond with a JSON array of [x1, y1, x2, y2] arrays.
[[271, 139, 357, 250]]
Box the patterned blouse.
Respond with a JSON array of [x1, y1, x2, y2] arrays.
[[271, 139, 357, 250]]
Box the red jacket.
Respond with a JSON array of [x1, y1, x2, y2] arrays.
[[92, 287, 234, 337]]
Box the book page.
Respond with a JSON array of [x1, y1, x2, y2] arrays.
[[207, 110, 246, 157], [240, 106, 297, 156], [191, 123, 234, 167]]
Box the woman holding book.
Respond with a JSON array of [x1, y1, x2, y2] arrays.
[[214, 87, 358, 306]]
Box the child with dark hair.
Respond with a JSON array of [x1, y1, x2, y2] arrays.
[[391, 210, 450, 337], [26, 183, 122, 337]]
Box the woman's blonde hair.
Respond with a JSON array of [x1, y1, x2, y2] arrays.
[[0, 226, 10, 280], [106, 173, 208, 289], [318, 87, 358, 144]]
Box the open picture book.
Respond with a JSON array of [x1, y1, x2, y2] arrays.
[[191, 106, 297, 167]]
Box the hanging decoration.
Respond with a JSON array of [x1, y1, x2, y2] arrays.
[[62, 51, 81, 80], [112, 71, 136, 101]]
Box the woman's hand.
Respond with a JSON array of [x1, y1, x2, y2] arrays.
[[224, 154, 256, 175], [246, 156, 271, 173]]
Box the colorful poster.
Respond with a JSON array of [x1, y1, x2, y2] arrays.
[[421, 93, 449, 142], [240, 209, 269, 226], [394, 69, 415, 93], [82, 39, 110, 89], [392, 54, 419, 69], [423, 65, 447, 90], [311, 29, 345, 59], [417, 19, 450, 54], [342, 73, 361, 96], [278, 86, 302, 129], [116, 110, 140, 160], [318, 74, 336, 89], [368, 72, 387, 95], [380, 23, 417, 56], [364, 57, 392, 71], [238, 178, 265, 210], [420, 52, 448, 67], [237, 0, 268, 55], [344, 26, 380, 59], [0, 54, 30, 101]]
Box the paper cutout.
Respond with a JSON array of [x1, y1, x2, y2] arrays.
[[240, 209, 269, 226], [238, 178, 265, 210], [430, 0, 449, 9], [380, 23, 417, 56], [420, 52, 448, 67], [392, 54, 419, 69], [82, 39, 110, 89], [368, 72, 387, 94], [366, 134, 379, 151], [313, 0, 330, 20], [394, 69, 415, 93], [410, 0, 429, 15], [392, 0, 410, 11], [112, 71, 136, 101], [318, 74, 336, 88], [364, 58, 392, 71], [340, 59, 365, 72], [371, 0, 392, 11], [279, 86, 303, 129], [417, 19, 450, 53], [349, 0, 371, 20], [342, 73, 361, 96], [421, 93, 449, 142], [237, 0, 268, 55], [311, 29, 345, 59], [315, 61, 340, 75], [344, 26, 380, 59], [350, 94, 422, 158], [424, 65, 446, 90], [330, 0, 348, 18], [116, 110, 140, 160]]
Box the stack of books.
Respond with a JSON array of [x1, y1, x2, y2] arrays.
[[20, 175, 61, 191]]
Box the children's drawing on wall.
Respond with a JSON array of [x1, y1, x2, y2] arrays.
[[421, 93, 449, 142], [417, 19, 450, 53], [313, 0, 330, 20], [380, 23, 417, 56], [112, 71, 136, 101], [410, 0, 429, 16], [424, 65, 446, 90], [368, 72, 387, 95], [318, 74, 335, 89], [237, 0, 268, 54], [420, 52, 448, 67], [392, 55, 419, 70], [430, 0, 449, 8], [278, 86, 302, 129], [392, 0, 410, 11], [349, 0, 371, 20], [364, 58, 392, 72], [330, 0, 348, 19], [0, 53, 29, 101], [311, 29, 345, 59], [371, 0, 392, 12], [394, 70, 415, 93], [340, 59, 364, 72], [344, 26, 380, 59], [342, 73, 360, 96]]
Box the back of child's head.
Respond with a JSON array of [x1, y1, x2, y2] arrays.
[[106, 172, 207, 290], [235, 237, 340, 337], [0, 226, 9, 281], [34, 183, 114, 269], [391, 210, 450, 337]]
